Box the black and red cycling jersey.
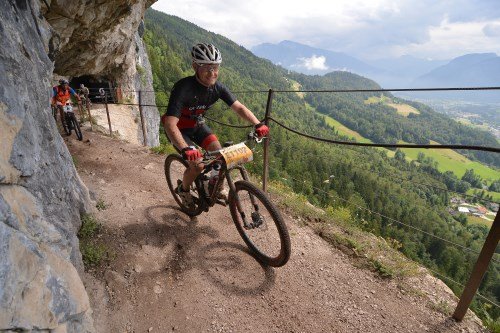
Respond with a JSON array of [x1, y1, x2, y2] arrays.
[[163, 75, 236, 130]]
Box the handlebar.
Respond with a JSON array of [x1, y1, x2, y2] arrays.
[[204, 131, 266, 158]]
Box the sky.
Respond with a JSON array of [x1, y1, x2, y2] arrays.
[[151, 0, 500, 61]]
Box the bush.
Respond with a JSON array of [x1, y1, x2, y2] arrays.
[[78, 214, 108, 268]]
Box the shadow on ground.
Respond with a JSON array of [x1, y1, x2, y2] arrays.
[[118, 204, 276, 296]]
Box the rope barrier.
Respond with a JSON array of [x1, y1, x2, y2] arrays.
[[72, 85, 499, 317], [275, 86, 500, 93], [81, 86, 500, 94], [424, 267, 500, 309], [275, 171, 500, 265], [267, 116, 500, 153], [269, 140, 500, 205]]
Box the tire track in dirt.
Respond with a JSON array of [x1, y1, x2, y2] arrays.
[[67, 130, 486, 333]]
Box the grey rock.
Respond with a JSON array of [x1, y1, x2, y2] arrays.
[[1, 0, 157, 331]]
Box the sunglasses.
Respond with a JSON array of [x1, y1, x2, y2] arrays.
[[198, 64, 220, 73]]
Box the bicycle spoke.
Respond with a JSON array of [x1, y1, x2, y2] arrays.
[[230, 181, 290, 266], [165, 154, 203, 216]]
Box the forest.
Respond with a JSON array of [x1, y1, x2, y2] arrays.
[[144, 8, 499, 328]]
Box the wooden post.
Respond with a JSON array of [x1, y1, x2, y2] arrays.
[[104, 94, 112, 136], [138, 90, 148, 146], [262, 89, 274, 193], [453, 211, 500, 321], [86, 100, 93, 131], [76, 102, 81, 122]]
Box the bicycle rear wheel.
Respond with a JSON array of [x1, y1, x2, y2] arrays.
[[164, 154, 204, 217], [229, 180, 291, 267]]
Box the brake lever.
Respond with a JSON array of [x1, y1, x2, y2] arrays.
[[247, 132, 266, 144]]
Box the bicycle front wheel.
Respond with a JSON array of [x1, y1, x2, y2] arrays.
[[164, 154, 204, 217], [229, 180, 291, 267], [70, 113, 83, 141], [62, 113, 71, 136]]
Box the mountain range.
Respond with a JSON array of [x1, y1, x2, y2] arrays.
[[251, 41, 500, 101]]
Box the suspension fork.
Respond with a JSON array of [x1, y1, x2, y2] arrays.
[[226, 166, 260, 215]]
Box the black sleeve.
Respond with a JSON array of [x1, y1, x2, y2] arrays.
[[218, 82, 237, 107], [166, 83, 186, 118]]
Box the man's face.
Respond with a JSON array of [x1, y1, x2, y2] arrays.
[[194, 63, 219, 87]]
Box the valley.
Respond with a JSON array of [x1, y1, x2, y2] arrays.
[[144, 8, 500, 327]]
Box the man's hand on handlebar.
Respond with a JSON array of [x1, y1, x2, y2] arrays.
[[182, 146, 202, 161], [254, 122, 269, 138]]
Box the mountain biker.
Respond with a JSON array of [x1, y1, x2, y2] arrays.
[[161, 43, 269, 207], [52, 79, 81, 127], [78, 83, 90, 104]]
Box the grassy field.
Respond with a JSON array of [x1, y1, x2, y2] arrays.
[[318, 110, 499, 184], [364, 95, 420, 117], [399, 140, 500, 183], [455, 118, 491, 132], [311, 97, 499, 185], [466, 188, 500, 202], [321, 113, 373, 144], [467, 215, 493, 227], [290, 80, 305, 99], [387, 102, 420, 116]]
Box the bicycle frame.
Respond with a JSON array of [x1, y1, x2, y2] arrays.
[[195, 137, 262, 214]]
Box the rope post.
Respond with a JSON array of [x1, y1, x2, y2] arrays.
[[138, 90, 148, 146], [262, 89, 274, 193], [86, 100, 93, 131], [453, 211, 500, 321], [104, 94, 112, 137], [75, 102, 82, 124]]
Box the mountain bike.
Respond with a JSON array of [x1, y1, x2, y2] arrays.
[[61, 102, 83, 141], [164, 133, 291, 267], [79, 94, 92, 112]]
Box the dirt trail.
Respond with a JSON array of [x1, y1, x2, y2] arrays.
[[66, 130, 486, 333]]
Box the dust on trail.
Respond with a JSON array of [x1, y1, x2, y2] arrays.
[[67, 130, 485, 333]]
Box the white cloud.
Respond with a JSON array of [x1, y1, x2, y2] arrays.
[[398, 19, 500, 59], [151, 0, 500, 60], [483, 23, 500, 37], [296, 55, 329, 70]]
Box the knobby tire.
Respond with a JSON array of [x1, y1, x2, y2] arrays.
[[229, 180, 291, 267], [164, 154, 204, 217], [71, 113, 83, 141], [62, 112, 71, 136]]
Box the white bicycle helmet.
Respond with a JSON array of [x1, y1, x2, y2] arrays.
[[191, 43, 222, 65]]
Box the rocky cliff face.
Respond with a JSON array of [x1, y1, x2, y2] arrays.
[[44, 0, 159, 146], [0, 0, 157, 331]]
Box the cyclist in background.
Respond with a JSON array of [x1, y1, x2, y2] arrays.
[[78, 84, 90, 103], [161, 43, 269, 207], [52, 79, 81, 128]]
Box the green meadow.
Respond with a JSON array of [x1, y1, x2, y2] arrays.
[[399, 140, 500, 183], [467, 215, 494, 227], [467, 188, 500, 201], [318, 110, 499, 184]]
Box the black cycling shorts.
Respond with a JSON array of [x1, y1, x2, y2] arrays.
[[169, 124, 218, 152]]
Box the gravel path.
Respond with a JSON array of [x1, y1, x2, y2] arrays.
[[67, 130, 487, 333]]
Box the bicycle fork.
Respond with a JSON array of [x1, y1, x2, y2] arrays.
[[226, 166, 263, 229]]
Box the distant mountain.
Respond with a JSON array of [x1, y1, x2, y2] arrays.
[[409, 53, 500, 102], [251, 40, 446, 88], [251, 40, 378, 76], [367, 55, 447, 79], [365, 55, 447, 87], [413, 53, 500, 86]]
